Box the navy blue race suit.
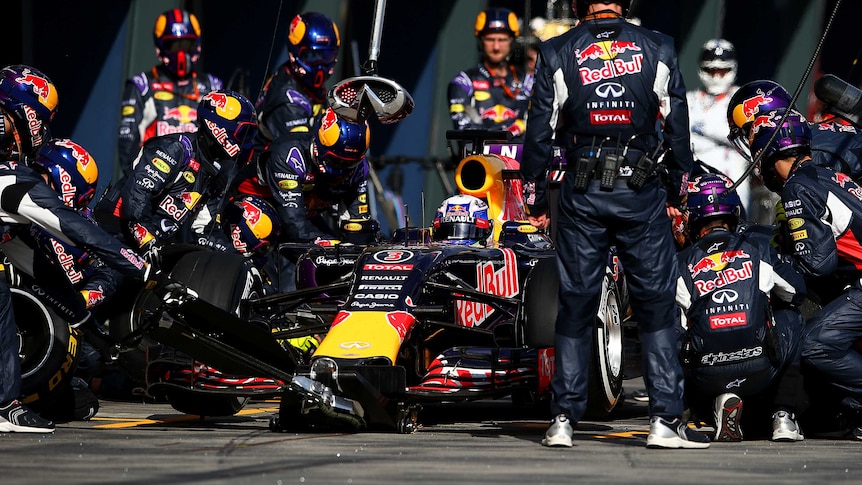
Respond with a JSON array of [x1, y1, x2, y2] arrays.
[[676, 226, 806, 420], [219, 132, 369, 290], [0, 163, 148, 404], [520, 12, 693, 423], [111, 133, 221, 251], [810, 116, 862, 180], [232, 133, 369, 242], [254, 65, 327, 152], [448, 62, 533, 140], [117, 65, 223, 175], [781, 163, 862, 409]]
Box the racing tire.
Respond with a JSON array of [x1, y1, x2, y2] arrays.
[[14, 287, 78, 409], [160, 249, 263, 417], [585, 270, 625, 418], [163, 389, 249, 417], [522, 257, 558, 348]]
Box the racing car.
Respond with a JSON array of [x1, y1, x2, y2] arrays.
[[138, 137, 629, 432]]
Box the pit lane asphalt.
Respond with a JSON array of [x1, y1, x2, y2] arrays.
[[4, 385, 860, 484]]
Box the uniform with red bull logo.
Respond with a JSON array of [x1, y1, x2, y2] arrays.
[[447, 62, 533, 141], [117, 66, 223, 175], [773, 161, 862, 431], [230, 132, 369, 243], [112, 133, 219, 250], [253, 65, 325, 151], [676, 225, 806, 408], [520, 10, 696, 436]]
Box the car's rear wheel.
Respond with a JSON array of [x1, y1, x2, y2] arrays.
[[522, 259, 624, 417], [585, 270, 624, 417]]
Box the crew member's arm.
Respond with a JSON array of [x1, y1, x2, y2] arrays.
[[117, 74, 155, 174], [656, 35, 694, 206]]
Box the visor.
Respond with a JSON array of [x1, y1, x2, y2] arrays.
[[299, 47, 338, 66], [433, 220, 490, 242]]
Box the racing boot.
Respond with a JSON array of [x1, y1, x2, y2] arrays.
[[713, 393, 743, 442]]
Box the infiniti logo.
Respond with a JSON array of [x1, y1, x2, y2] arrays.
[[712, 288, 739, 304], [339, 341, 371, 350], [595, 82, 625, 98]]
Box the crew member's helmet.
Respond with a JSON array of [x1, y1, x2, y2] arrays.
[[153, 9, 202, 78], [726, 80, 793, 161], [748, 109, 812, 192], [684, 173, 742, 240], [287, 12, 340, 91], [312, 108, 369, 175], [196, 90, 258, 165], [432, 194, 492, 246], [222, 194, 281, 257], [0, 65, 58, 162], [33, 139, 99, 209], [475, 8, 520, 37], [698, 39, 737, 96], [573, 0, 631, 19]]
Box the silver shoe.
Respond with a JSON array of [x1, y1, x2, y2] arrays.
[[541, 414, 573, 447], [771, 410, 804, 442]]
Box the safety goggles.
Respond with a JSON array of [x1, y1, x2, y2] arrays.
[[298, 47, 338, 66]]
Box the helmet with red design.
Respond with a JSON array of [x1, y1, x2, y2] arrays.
[[33, 138, 99, 209], [153, 9, 202, 78], [726, 80, 793, 161], [0, 65, 59, 163], [196, 90, 258, 165], [222, 194, 281, 257], [312, 107, 369, 175], [432, 194, 492, 246], [748, 109, 812, 192], [287, 12, 340, 92], [572, 0, 631, 19]]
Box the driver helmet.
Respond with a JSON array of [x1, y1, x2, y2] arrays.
[[33, 138, 99, 209], [748, 109, 812, 192], [572, 0, 631, 19], [475, 8, 520, 38], [0, 65, 59, 162], [287, 12, 340, 92], [312, 107, 369, 175], [726, 80, 793, 161], [153, 9, 202, 78], [432, 194, 492, 246], [196, 90, 258, 165], [222, 194, 281, 257], [698, 39, 737, 95], [684, 173, 741, 241]]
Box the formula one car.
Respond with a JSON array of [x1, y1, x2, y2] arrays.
[[137, 136, 630, 432]]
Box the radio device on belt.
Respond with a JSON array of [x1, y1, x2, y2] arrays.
[[599, 135, 623, 192], [572, 138, 599, 191], [628, 141, 663, 190]]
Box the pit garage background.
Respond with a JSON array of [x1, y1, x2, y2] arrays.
[[5, 0, 859, 234]]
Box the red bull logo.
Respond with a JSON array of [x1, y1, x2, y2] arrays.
[[739, 90, 773, 121], [238, 198, 262, 226], [479, 105, 518, 123], [694, 261, 754, 296], [688, 250, 750, 278], [163, 105, 197, 123], [204, 92, 228, 110], [16, 68, 56, 107], [576, 40, 642, 65], [318, 108, 341, 147], [203, 119, 240, 157], [579, 54, 644, 85], [750, 112, 777, 133], [53, 139, 98, 185], [445, 204, 469, 216], [456, 249, 519, 327], [131, 223, 152, 246]]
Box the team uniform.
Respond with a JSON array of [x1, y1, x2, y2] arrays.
[[117, 66, 223, 174], [448, 63, 532, 139]]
